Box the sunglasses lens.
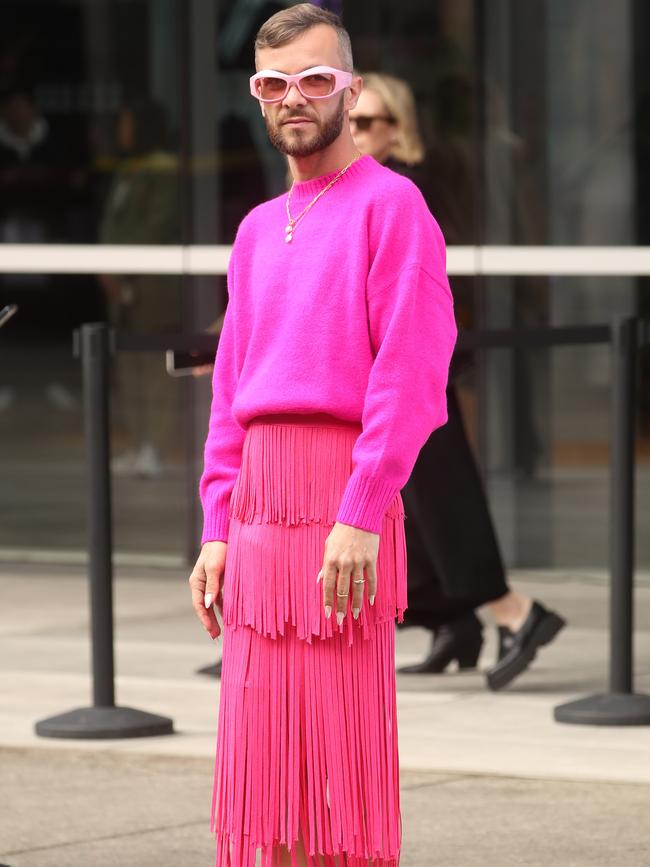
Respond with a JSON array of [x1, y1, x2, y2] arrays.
[[351, 116, 372, 131], [257, 76, 287, 100], [300, 73, 336, 97], [255, 71, 338, 101]]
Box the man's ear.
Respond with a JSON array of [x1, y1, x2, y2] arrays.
[[346, 74, 363, 112]]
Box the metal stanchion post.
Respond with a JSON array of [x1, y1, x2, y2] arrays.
[[35, 323, 174, 738], [610, 317, 636, 696], [85, 320, 115, 708], [554, 317, 650, 725]]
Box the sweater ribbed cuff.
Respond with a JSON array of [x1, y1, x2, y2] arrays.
[[200, 490, 231, 545], [335, 471, 400, 535]]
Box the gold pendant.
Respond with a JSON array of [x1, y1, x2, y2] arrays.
[[285, 223, 293, 243]]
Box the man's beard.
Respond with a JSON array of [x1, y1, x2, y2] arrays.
[[264, 94, 345, 157]]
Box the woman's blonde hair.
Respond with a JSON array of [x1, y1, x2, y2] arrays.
[[357, 71, 425, 166]]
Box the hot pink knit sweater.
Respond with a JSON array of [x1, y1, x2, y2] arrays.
[[199, 153, 457, 544]]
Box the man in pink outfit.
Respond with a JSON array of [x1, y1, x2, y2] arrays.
[[189, 5, 456, 865]]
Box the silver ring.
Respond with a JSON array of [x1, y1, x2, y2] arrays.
[[336, 591, 348, 597], [352, 578, 365, 585]]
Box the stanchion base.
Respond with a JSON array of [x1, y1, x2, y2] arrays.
[[554, 692, 650, 726], [35, 705, 174, 739]]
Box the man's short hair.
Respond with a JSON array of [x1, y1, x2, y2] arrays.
[[254, 3, 353, 72]]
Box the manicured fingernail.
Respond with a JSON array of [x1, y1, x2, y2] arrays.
[[336, 611, 344, 626], [316, 571, 322, 584], [325, 605, 332, 619], [369, 595, 375, 606], [204, 593, 213, 608], [352, 607, 360, 619]]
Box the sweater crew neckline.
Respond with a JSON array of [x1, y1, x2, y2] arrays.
[[288, 153, 374, 204]]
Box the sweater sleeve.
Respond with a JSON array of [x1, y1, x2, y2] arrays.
[[198, 257, 246, 544], [335, 186, 457, 534]]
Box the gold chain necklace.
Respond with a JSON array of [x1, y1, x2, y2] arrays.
[[284, 152, 362, 243]]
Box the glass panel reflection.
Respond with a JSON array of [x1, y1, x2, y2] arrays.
[[1, 0, 649, 572], [0, 0, 184, 558]]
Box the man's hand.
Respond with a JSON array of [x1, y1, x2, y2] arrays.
[[188, 540, 227, 640], [319, 522, 379, 626]]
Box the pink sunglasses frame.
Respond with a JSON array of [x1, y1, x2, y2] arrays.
[[249, 65, 353, 103]]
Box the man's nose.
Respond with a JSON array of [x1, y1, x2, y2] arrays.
[[282, 83, 307, 108]]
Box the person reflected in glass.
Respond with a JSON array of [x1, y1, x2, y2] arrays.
[[350, 72, 566, 690], [0, 85, 77, 413], [98, 97, 181, 478]]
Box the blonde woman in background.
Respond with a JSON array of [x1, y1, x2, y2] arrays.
[[349, 71, 424, 167], [351, 72, 566, 690]]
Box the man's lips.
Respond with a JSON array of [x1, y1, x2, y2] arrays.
[[283, 118, 314, 125]]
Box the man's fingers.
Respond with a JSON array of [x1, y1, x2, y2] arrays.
[[204, 559, 224, 638], [321, 524, 380, 624], [321, 560, 339, 619], [335, 561, 352, 625], [188, 563, 221, 639], [350, 563, 365, 618], [205, 606, 221, 638], [366, 559, 377, 605], [322, 561, 377, 621], [189, 569, 213, 633], [204, 557, 222, 603]]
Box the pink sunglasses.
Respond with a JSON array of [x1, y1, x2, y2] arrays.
[[250, 65, 353, 103]]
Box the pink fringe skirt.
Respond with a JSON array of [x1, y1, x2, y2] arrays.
[[210, 413, 408, 867]]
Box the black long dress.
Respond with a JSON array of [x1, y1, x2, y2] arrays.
[[385, 156, 509, 629]]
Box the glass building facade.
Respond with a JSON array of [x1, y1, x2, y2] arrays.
[[1, 0, 649, 570]]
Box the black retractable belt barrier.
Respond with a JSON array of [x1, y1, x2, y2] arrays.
[[458, 317, 650, 725], [33, 318, 650, 732], [35, 323, 175, 739], [554, 318, 650, 724]]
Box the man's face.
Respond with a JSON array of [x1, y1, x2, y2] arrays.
[[255, 23, 359, 158]]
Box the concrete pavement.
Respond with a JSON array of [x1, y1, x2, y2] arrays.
[[1, 563, 650, 866]]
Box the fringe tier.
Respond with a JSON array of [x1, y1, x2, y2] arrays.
[[212, 416, 406, 866], [224, 419, 407, 645], [212, 620, 401, 867]]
